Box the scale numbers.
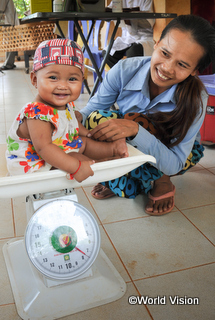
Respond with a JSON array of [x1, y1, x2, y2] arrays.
[[25, 200, 100, 280]]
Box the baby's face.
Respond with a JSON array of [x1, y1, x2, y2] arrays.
[[31, 64, 84, 109]]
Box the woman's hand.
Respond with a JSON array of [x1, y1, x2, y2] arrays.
[[87, 118, 139, 141]]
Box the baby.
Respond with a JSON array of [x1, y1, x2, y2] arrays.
[[6, 39, 128, 182]]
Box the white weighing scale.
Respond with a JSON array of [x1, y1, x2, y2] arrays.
[[1, 145, 156, 320]]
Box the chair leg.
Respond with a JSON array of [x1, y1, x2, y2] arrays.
[[83, 79, 91, 94], [24, 52, 29, 74]]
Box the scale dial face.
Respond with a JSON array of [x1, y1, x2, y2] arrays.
[[25, 199, 100, 280]]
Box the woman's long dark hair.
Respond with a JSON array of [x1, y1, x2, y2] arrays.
[[149, 15, 215, 148]]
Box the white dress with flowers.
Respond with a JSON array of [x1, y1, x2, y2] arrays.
[[6, 101, 83, 175]]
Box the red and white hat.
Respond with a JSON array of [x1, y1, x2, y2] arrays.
[[33, 39, 84, 73]]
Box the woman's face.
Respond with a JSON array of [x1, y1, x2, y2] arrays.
[[150, 28, 205, 95]]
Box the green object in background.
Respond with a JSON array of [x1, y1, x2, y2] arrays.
[[13, 0, 30, 19]]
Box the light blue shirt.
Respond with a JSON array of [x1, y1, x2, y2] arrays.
[[80, 57, 207, 175]]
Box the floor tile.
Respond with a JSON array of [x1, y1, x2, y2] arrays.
[[134, 263, 215, 320], [0, 199, 14, 239], [0, 144, 7, 177], [0, 240, 15, 305], [0, 135, 7, 144], [84, 187, 149, 223], [104, 212, 215, 280], [172, 169, 215, 210], [84, 186, 177, 224], [99, 227, 130, 282], [0, 304, 21, 320], [12, 196, 27, 237], [208, 167, 215, 175], [199, 145, 215, 168], [182, 204, 215, 244]]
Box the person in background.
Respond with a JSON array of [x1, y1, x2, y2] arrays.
[[76, 15, 215, 215], [0, 0, 19, 71], [103, 0, 155, 68]]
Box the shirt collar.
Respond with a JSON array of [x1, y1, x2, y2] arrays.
[[123, 57, 177, 104], [124, 58, 151, 92]]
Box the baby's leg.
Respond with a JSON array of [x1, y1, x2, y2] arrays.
[[80, 136, 128, 160]]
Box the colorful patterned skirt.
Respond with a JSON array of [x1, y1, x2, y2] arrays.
[[86, 110, 204, 199]]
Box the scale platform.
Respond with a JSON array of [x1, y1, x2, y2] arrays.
[[3, 239, 126, 320], [0, 144, 156, 199], [1, 145, 156, 320]]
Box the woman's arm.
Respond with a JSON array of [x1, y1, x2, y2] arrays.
[[79, 62, 123, 123], [130, 93, 207, 176]]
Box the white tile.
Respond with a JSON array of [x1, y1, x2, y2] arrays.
[[172, 169, 215, 210], [84, 186, 177, 224], [0, 144, 7, 177], [12, 196, 27, 237], [182, 204, 215, 244], [100, 227, 130, 282], [0, 240, 15, 305], [0, 304, 21, 320], [208, 167, 215, 175], [0, 134, 7, 144], [0, 198, 14, 238], [104, 212, 215, 280], [134, 264, 215, 320], [199, 145, 215, 168]]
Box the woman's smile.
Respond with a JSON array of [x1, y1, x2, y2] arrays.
[[156, 68, 171, 81]]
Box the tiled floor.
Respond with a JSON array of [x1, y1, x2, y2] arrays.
[[0, 61, 215, 320]]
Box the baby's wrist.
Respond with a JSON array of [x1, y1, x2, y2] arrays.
[[69, 160, 82, 180]]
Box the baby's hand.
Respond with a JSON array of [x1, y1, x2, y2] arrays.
[[70, 160, 95, 182]]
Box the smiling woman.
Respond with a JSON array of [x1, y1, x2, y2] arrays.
[[76, 14, 215, 216]]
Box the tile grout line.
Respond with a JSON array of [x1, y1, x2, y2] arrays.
[[132, 261, 215, 282], [175, 201, 215, 213], [11, 198, 16, 238], [178, 207, 215, 246], [81, 188, 148, 285], [81, 188, 166, 320]]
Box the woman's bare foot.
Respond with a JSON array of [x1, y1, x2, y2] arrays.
[[91, 183, 115, 199], [145, 175, 175, 215]]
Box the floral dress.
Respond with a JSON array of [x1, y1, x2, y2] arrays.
[[6, 102, 83, 175]]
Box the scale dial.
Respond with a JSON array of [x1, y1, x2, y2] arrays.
[[25, 199, 100, 280]]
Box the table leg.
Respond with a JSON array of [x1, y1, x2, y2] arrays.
[[55, 21, 65, 38], [74, 19, 103, 86], [91, 18, 121, 97]]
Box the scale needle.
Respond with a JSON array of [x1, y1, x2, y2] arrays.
[[75, 247, 90, 258]]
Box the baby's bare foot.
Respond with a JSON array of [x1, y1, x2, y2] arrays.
[[113, 138, 128, 158]]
